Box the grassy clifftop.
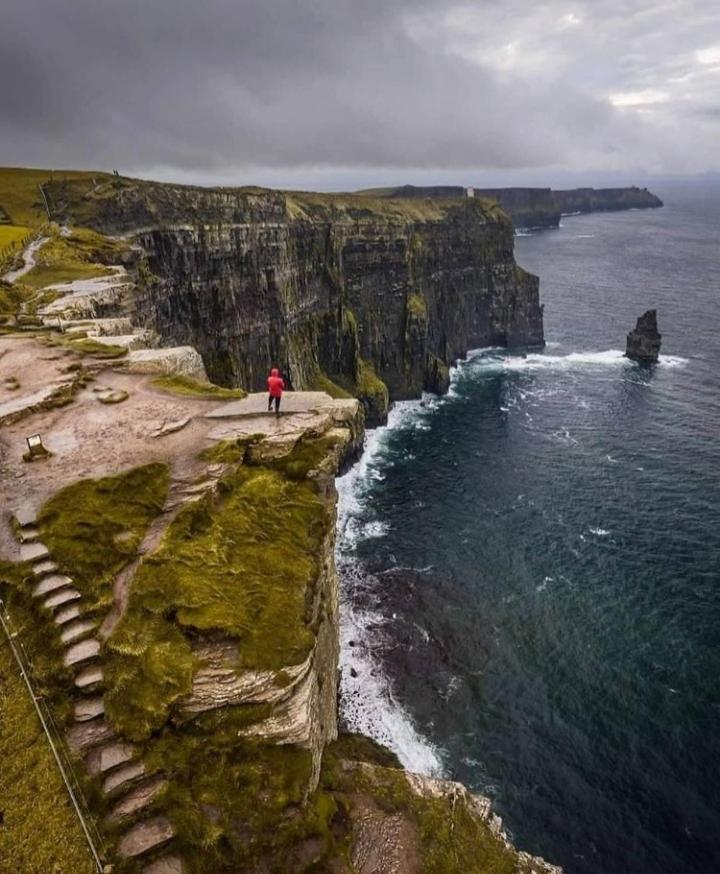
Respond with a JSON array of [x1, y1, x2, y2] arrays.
[[0, 166, 510, 234]]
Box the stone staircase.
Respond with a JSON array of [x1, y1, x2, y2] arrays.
[[12, 510, 184, 873]]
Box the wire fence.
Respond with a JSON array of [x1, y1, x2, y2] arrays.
[[0, 598, 108, 872], [0, 230, 35, 273]]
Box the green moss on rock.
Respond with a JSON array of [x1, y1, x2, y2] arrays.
[[406, 292, 427, 319], [356, 358, 389, 425], [37, 463, 170, 612], [104, 460, 330, 740], [151, 374, 248, 400], [309, 370, 353, 400]]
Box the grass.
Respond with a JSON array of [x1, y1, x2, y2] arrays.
[[151, 374, 247, 400], [37, 463, 170, 614], [21, 226, 125, 291], [104, 456, 330, 740], [286, 191, 463, 222], [0, 224, 31, 249], [0, 634, 96, 873], [356, 358, 389, 423], [0, 561, 95, 872], [0, 167, 113, 227], [0, 282, 28, 316]]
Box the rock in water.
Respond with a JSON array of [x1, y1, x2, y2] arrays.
[[626, 309, 661, 362]]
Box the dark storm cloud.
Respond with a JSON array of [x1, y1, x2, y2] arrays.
[[1, 0, 718, 185]]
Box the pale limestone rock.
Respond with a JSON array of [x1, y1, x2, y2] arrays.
[[61, 619, 97, 644], [143, 855, 185, 874], [63, 637, 101, 666], [86, 741, 136, 775], [67, 718, 116, 754], [74, 696, 105, 722], [33, 574, 73, 597], [90, 331, 157, 351], [117, 816, 174, 858], [126, 346, 207, 379], [44, 587, 81, 610], [107, 776, 167, 822], [75, 664, 104, 689], [103, 760, 146, 795], [19, 541, 50, 562], [54, 603, 82, 625]]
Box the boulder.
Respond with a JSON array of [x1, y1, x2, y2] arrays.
[[626, 309, 661, 363], [126, 346, 208, 380]]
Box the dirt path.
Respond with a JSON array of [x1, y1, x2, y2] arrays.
[[3, 235, 49, 283]]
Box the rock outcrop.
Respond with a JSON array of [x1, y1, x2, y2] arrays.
[[626, 309, 662, 362]]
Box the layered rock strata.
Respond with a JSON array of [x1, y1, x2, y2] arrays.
[[42, 178, 545, 422]]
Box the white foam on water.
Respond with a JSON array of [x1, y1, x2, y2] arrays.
[[465, 348, 688, 373], [334, 341, 687, 778], [336, 398, 447, 776], [338, 579, 444, 775]]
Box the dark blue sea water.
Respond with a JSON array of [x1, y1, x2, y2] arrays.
[[337, 181, 720, 874]]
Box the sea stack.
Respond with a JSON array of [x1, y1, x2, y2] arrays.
[[626, 309, 662, 363]]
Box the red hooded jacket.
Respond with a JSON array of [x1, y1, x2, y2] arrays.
[[267, 368, 285, 398]]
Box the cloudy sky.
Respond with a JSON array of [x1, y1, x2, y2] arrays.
[[2, 0, 719, 189]]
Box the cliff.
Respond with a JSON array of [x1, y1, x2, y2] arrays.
[[552, 186, 663, 217], [33, 176, 544, 423], [365, 184, 663, 230], [0, 330, 561, 870]]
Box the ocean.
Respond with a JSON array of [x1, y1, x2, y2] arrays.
[[336, 180, 720, 874]]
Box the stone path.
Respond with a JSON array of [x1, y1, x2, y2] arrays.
[[10, 513, 184, 873], [3, 235, 49, 283]]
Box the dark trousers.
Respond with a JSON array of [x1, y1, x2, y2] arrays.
[[268, 394, 281, 413]]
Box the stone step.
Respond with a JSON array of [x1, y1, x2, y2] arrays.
[[103, 760, 146, 795], [117, 816, 175, 858], [63, 638, 100, 667], [67, 718, 116, 754], [108, 777, 167, 823], [33, 574, 73, 598], [33, 559, 59, 577], [54, 603, 82, 625], [74, 696, 105, 722], [13, 507, 37, 528], [143, 854, 184, 874], [17, 526, 40, 543], [75, 664, 104, 689], [43, 587, 82, 610], [60, 618, 97, 645], [20, 541, 49, 562], [86, 741, 136, 776]]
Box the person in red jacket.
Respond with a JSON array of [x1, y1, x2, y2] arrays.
[[267, 367, 285, 416]]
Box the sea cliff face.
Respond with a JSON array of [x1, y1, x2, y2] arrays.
[[42, 178, 544, 422]]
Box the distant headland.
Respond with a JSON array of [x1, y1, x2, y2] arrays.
[[358, 185, 664, 230]]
